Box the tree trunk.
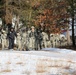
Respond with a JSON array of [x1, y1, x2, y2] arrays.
[[72, 14, 75, 46], [66, 28, 71, 45]]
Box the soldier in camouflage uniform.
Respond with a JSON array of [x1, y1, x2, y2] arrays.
[[42, 32, 48, 48], [50, 34, 55, 47], [26, 29, 31, 50], [35, 28, 43, 50], [7, 27, 17, 50], [29, 26, 36, 50], [55, 34, 60, 47], [59, 34, 68, 46], [21, 29, 27, 51]]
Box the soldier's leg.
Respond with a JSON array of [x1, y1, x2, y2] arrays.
[[6, 39, 8, 48], [4, 39, 6, 49], [51, 41, 53, 47], [8, 39, 12, 49], [26, 39, 29, 51], [21, 39, 24, 50], [41, 40, 44, 48], [2, 40, 4, 49], [11, 39, 14, 49], [0, 43, 2, 50], [52, 40, 55, 48], [4, 39, 7, 48], [32, 38, 35, 50], [20, 40, 23, 51], [39, 40, 42, 50], [35, 39, 38, 50], [19, 41, 22, 50], [44, 40, 47, 48], [17, 41, 19, 50]]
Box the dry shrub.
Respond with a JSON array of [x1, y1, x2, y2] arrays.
[[36, 61, 46, 73]]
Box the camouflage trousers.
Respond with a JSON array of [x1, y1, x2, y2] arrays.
[[29, 37, 35, 50], [2, 39, 7, 49]]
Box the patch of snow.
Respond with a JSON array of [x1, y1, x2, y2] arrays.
[[42, 47, 73, 53], [0, 48, 76, 75]]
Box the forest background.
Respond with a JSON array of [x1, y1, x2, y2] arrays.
[[0, 0, 76, 47]]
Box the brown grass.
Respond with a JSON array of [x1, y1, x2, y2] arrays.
[[6, 61, 11, 64], [48, 65, 62, 68], [63, 66, 70, 69], [36, 61, 46, 73], [0, 69, 11, 73], [16, 62, 23, 65], [36, 68, 46, 73]]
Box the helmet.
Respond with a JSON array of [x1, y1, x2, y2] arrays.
[[31, 26, 35, 29]]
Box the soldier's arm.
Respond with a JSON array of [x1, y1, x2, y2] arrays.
[[15, 32, 17, 37]]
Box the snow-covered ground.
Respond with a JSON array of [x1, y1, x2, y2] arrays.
[[0, 48, 76, 75]]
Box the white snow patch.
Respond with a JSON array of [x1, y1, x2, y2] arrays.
[[0, 48, 76, 75]]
